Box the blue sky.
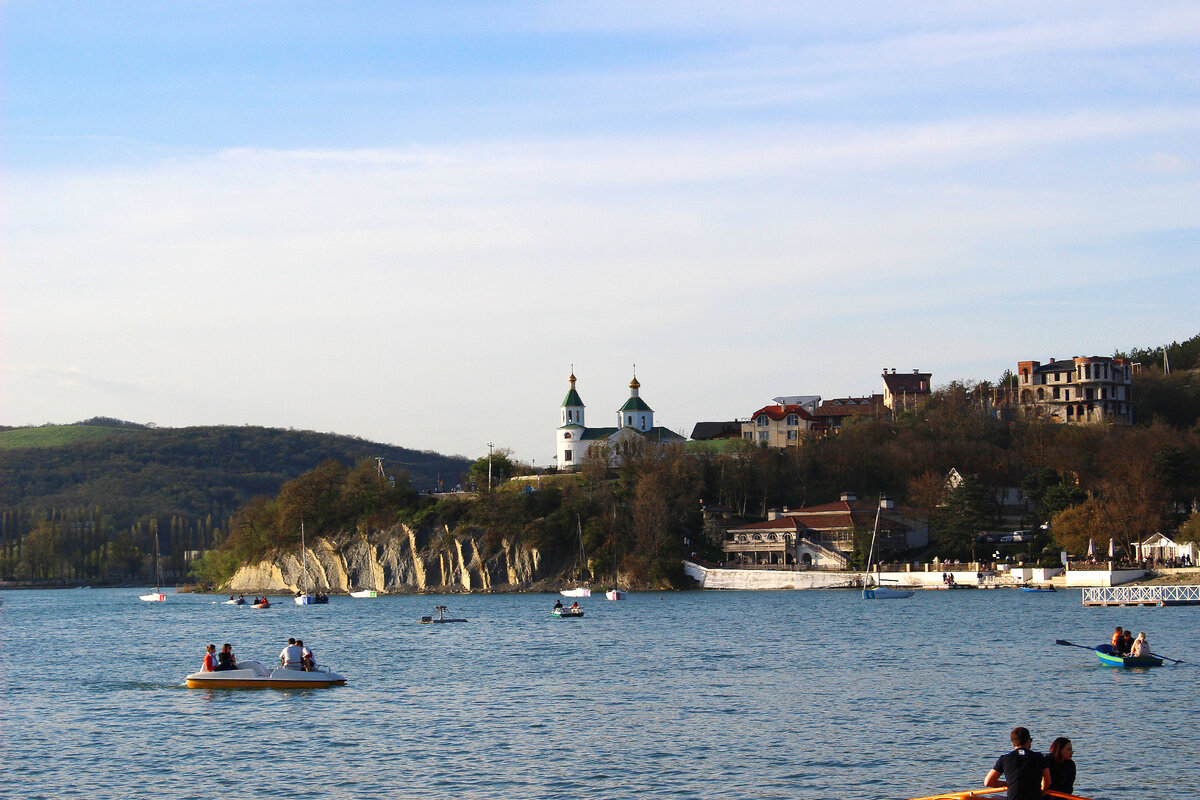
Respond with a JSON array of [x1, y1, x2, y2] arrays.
[[3, 2, 1198, 466]]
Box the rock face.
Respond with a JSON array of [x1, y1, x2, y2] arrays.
[[226, 522, 550, 593]]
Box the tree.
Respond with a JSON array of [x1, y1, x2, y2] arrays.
[[467, 448, 516, 492], [1049, 499, 1109, 556], [933, 474, 990, 560]]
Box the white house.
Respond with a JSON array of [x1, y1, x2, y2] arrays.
[[1133, 533, 1198, 565]]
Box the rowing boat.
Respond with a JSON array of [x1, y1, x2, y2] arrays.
[[1096, 644, 1163, 668]]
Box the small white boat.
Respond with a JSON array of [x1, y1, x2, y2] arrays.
[[140, 533, 167, 602], [863, 586, 915, 599], [605, 589, 626, 601], [553, 607, 584, 618], [560, 587, 591, 598], [349, 589, 378, 598], [862, 501, 914, 601], [185, 660, 346, 689]]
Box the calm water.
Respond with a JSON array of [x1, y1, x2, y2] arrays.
[[1, 587, 1197, 800]]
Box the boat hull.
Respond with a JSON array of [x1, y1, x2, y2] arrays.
[[140, 592, 166, 602], [863, 587, 914, 599], [1096, 645, 1163, 668], [185, 661, 346, 689], [553, 609, 584, 618], [350, 590, 378, 598], [295, 594, 328, 605], [560, 587, 591, 597], [605, 590, 626, 601]]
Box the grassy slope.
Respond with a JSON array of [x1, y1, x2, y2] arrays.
[[0, 425, 135, 450]]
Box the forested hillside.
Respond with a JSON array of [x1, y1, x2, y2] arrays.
[[0, 420, 469, 584]]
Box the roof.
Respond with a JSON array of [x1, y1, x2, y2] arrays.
[[619, 396, 653, 412], [882, 372, 931, 393], [562, 388, 584, 407], [813, 396, 884, 417], [578, 426, 685, 443], [749, 404, 815, 421], [690, 421, 742, 440]]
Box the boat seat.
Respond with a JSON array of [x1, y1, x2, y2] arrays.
[[240, 660, 272, 676]]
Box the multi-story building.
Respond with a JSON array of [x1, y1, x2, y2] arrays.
[[721, 494, 925, 569], [739, 403, 822, 446], [811, 395, 885, 431], [1016, 356, 1133, 424], [882, 369, 932, 412]]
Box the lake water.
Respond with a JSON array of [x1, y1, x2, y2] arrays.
[[1, 587, 1197, 800]]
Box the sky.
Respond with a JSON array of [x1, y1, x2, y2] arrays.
[[2, 1, 1198, 466]]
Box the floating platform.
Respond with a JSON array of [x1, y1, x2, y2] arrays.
[[1082, 585, 1200, 607]]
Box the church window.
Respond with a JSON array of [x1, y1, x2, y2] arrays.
[[640, 415, 646, 429], [563, 432, 572, 439]]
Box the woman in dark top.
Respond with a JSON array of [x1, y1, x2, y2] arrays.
[[1046, 737, 1075, 795], [215, 643, 238, 671]]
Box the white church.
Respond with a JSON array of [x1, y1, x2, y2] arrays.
[[556, 370, 686, 470]]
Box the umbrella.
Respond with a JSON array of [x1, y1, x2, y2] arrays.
[[1087, 538, 1095, 558], [1108, 538, 1115, 558]]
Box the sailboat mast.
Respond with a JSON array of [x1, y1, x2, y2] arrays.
[[864, 503, 881, 586]]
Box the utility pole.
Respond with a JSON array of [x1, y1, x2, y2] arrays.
[[487, 442, 494, 493]]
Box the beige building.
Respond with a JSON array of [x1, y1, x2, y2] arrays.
[[740, 403, 821, 447], [1016, 356, 1133, 424]]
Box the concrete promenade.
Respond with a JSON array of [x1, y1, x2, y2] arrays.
[[684, 561, 1152, 590]]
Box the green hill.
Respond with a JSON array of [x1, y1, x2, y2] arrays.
[[0, 420, 470, 583]]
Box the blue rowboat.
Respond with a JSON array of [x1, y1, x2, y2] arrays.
[[1096, 644, 1162, 668], [1020, 586, 1056, 592]]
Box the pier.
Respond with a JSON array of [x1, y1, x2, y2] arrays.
[[1081, 585, 1200, 607]]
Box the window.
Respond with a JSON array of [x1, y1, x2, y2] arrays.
[[564, 449, 572, 462], [563, 432, 572, 439], [787, 430, 797, 441], [757, 415, 769, 426], [567, 410, 573, 422], [640, 415, 646, 429], [1053, 387, 1060, 400], [786, 414, 799, 425], [743, 432, 753, 440], [757, 431, 768, 442]]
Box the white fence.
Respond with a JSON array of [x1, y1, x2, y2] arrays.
[[1081, 585, 1200, 607]]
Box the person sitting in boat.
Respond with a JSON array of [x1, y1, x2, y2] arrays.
[[1121, 628, 1135, 654], [984, 726, 1049, 800], [215, 643, 238, 671], [1130, 632, 1151, 658], [1110, 626, 1124, 654], [202, 643, 218, 672], [554, 599, 564, 611], [237, 594, 246, 605], [280, 637, 304, 669], [298, 639, 315, 671], [1046, 737, 1075, 796], [570, 602, 580, 611]]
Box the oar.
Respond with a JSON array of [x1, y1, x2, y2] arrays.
[[1055, 639, 1099, 652], [1149, 651, 1186, 664]]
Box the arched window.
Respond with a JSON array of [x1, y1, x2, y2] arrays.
[[786, 414, 799, 425], [757, 415, 769, 426], [563, 432, 572, 439], [1036, 388, 1044, 400]]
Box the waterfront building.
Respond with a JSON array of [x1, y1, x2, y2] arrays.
[[556, 371, 685, 471], [721, 493, 925, 568], [1016, 356, 1133, 424]]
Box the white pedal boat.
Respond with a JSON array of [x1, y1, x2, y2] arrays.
[[185, 660, 347, 689]]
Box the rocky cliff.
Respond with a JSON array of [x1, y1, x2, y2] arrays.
[[226, 522, 556, 593]]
